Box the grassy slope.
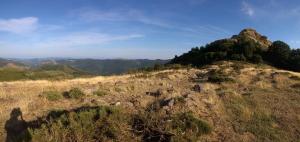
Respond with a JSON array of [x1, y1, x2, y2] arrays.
[[0, 61, 299, 141], [0, 64, 89, 82], [56, 59, 168, 75]]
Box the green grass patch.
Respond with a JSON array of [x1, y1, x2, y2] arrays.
[[93, 89, 108, 97], [172, 112, 212, 136], [41, 90, 63, 101], [245, 112, 281, 141]]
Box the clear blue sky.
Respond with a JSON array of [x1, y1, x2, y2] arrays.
[[0, 0, 299, 59]]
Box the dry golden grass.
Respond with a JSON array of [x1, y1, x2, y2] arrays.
[[0, 61, 299, 141]]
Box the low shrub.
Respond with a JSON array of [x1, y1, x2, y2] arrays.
[[172, 112, 212, 136], [93, 89, 108, 97], [16, 100, 212, 142], [65, 88, 85, 99], [29, 106, 130, 142], [132, 110, 212, 142], [207, 70, 234, 83], [41, 90, 63, 101], [289, 75, 300, 81], [174, 96, 186, 104], [291, 83, 300, 89]]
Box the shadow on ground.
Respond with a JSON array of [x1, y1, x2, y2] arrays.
[[5, 108, 31, 142]]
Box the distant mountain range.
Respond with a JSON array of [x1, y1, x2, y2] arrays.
[[0, 58, 169, 77]]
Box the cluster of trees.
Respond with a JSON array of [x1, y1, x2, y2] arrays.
[[267, 41, 300, 71], [170, 37, 300, 72]]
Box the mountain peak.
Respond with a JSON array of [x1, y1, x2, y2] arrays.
[[239, 28, 258, 35], [232, 28, 272, 50]]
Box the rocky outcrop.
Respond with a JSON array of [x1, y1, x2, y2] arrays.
[[232, 28, 272, 50]]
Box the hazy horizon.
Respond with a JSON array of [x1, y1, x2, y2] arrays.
[[1, 0, 300, 59]]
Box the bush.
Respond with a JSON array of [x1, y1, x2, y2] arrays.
[[291, 83, 300, 89], [132, 111, 212, 142], [231, 54, 246, 61], [29, 106, 129, 142], [65, 88, 85, 99], [207, 71, 234, 83], [289, 75, 300, 81], [93, 89, 108, 97], [252, 54, 263, 63], [172, 112, 212, 136], [289, 49, 300, 71], [267, 41, 291, 67], [41, 90, 63, 101], [22, 99, 212, 142]]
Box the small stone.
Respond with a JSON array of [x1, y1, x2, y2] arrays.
[[193, 84, 202, 92], [168, 99, 175, 107], [115, 102, 121, 106], [124, 102, 134, 108]]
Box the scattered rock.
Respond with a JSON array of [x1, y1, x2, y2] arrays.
[[123, 102, 134, 108], [167, 87, 174, 93], [167, 99, 175, 107], [160, 98, 175, 108], [146, 89, 164, 97], [115, 102, 121, 106], [90, 99, 104, 105], [193, 84, 202, 92]]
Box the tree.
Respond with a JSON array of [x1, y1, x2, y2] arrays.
[[230, 54, 246, 61], [267, 41, 291, 67], [289, 49, 300, 71], [252, 54, 263, 63]]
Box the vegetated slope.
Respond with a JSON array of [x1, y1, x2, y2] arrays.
[[0, 61, 299, 141], [56, 59, 169, 75], [17, 58, 169, 75], [0, 58, 26, 68], [0, 64, 89, 81], [171, 28, 300, 72]]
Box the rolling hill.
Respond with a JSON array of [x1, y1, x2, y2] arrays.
[[0, 64, 89, 81], [0, 59, 168, 81], [16, 58, 169, 75]]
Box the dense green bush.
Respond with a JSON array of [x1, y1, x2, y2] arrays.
[[252, 54, 263, 63], [267, 41, 291, 67], [65, 88, 85, 99]]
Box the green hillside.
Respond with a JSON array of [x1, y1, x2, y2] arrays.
[[171, 29, 300, 72], [0, 64, 89, 82], [49, 59, 168, 75]]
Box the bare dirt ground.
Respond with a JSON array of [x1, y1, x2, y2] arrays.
[[0, 61, 299, 141]]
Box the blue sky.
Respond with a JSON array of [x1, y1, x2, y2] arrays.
[[0, 0, 299, 59]]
